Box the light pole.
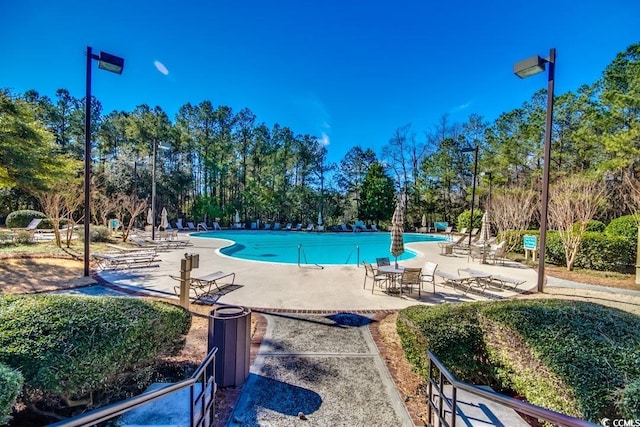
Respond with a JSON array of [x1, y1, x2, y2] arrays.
[[84, 47, 124, 277], [461, 145, 479, 247], [514, 48, 556, 293], [481, 171, 493, 211], [151, 141, 170, 241]]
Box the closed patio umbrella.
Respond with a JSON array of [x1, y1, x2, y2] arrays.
[[235, 210, 240, 224], [479, 211, 491, 244], [160, 207, 169, 230], [147, 208, 153, 226], [390, 195, 405, 268], [318, 210, 322, 226], [421, 214, 426, 228]]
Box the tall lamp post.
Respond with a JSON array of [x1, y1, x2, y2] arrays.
[[481, 171, 493, 211], [514, 48, 556, 293], [461, 145, 479, 247], [84, 46, 124, 277]]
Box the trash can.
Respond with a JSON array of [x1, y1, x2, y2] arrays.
[[208, 306, 251, 387]]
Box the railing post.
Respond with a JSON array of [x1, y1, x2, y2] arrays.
[[298, 244, 301, 267], [451, 386, 457, 427], [438, 371, 445, 425]]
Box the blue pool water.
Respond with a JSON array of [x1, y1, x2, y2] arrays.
[[193, 230, 447, 265]]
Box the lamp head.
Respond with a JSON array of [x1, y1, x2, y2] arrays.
[[98, 51, 125, 74], [460, 145, 477, 153], [514, 55, 545, 78]]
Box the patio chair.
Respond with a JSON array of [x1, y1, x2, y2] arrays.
[[175, 220, 185, 231], [370, 224, 379, 232], [263, 223, 272, 230], [284, 223, 292, 231], [187, 222, 197, 231], [12, 218, 43, 231], [292, 223, 302, 231], [486, 241, 506, 265], [197, 222, 209, 231], [130, 235, 173, 250], [304, 224, 314, 231], [273, 222, 281, 230], [376, 257, 391, 267], [438, 234, 466, 255], [421, 261, 438, 295], [399, 267, 422, 296], [340, 224, 348, 232], [363, 262, 388, 293], [212, 221, 222, 230]]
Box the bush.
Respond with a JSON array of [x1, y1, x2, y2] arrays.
[[0, 363, 23, 426], [397, 300, 640, 422], [606, 215, 638, 245], [546, 231, 634, 271], [456, 209, 483, 231], [582, 219, 606, 233], [499, 229, 539, 253], [0, 295, 191, 408], [78, 225, 110, 243], [5, 210, 46, 229]]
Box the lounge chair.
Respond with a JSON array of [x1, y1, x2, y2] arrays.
[[129, 236, 173, 250], [340, 224, 348, 232], [437, 234, 467, 255], [363, 262, 388, 293], [175, 221, 186, 231], [304, 224, 314, 231], [273, 223, 281, 230], [284, 223, 292, 231], [212, 221, 222, 230], [370, 224, 379, 232], [251, 222, 258, 230], [12, 218, 43, 231], [263, 223, 272, 230], [292, 223, 302, 231], [197, 222, 209, 231], [106, 243, 157, 255], [187, 222, 197, 231], [92, 252, 160, 270]]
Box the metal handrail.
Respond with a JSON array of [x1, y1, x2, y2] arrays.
[[426, 350, 599, 427], [48, 347, 218, 427]]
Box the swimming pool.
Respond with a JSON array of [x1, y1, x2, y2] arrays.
[[193, 230, 447, 265]]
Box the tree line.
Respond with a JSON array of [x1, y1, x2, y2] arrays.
[[1, 42, 638, 233]]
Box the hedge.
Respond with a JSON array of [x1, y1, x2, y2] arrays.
[[501, 229, 635, 272], [0, 363, 23, 426], [5, 210, 46, 229], [397, 300, 640, 422], [456, 209, 483, 231], [605, 215, 638, 245], [0, 295, 191, 407]]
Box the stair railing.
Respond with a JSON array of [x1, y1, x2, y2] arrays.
[[49, 347, 218, 427]]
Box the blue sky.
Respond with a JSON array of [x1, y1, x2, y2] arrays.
[[1, 0, 638, 164]]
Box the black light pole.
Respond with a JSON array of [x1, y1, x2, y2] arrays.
[[482, 171, 493, 211], [84, 46, 124, 277], [461, 145, 479, 247], [514, 48, 556, 293], [151, 140, 157, 241]]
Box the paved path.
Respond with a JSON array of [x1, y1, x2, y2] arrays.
[[229, 312, 414, 426]]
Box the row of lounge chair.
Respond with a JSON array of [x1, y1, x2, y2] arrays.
[[172, 220, 380, 232], [91, 234, 191, 271]]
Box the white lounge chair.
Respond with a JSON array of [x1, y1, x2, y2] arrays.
[[212, 221, 222, 230], [197, 222, 209, 231], [304, 224, 314, 231]]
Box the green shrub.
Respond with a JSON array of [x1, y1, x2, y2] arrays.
[[545, 231, 634, 271], [498, 229, 539, 253], [0, 295, 191, 408], [582, 219, 606, 233], [78, 225, 110, 243], [5, 210, 46, 229], [456, 209, 483, 231], [606, 215, 638, 245], [397, 300, 640, 422], [0, 363, 23, 426], [13, 230, 35, 244]]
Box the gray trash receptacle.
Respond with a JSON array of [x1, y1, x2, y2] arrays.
[[208, 306, 251, 387]]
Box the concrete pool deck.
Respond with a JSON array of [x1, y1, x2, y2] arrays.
[[96, 232, 539, 310]]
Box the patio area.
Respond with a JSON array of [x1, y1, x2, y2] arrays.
[[96, 233, 539, 311]]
